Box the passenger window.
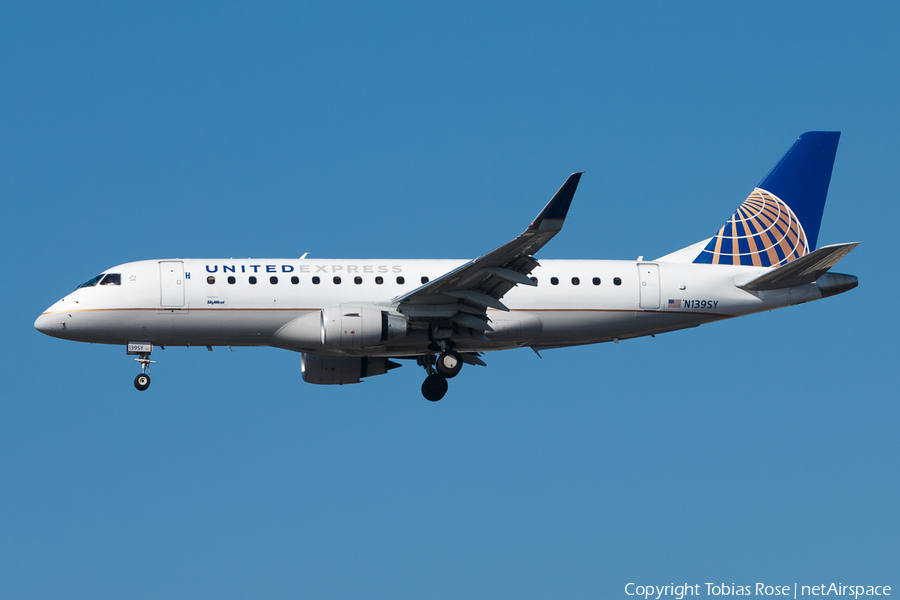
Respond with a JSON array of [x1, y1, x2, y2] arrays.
[[207, 276, 215, 284], [421, 276, 429, 284], [354, 276, 362, 285], [228, 276, 236, 284], [270, 276, 278, 284], [76, 275, 104, 289], [291, 276, 299, 284], [333, 276, 341, 284], [249, 276, 257, 284], [572, 277, 580, 285], [375, 276, 383, 285], [551, 277, 559, 285], [312, 276, 320, 285], [100, 273, 121, 286], [397, 276, 405, 284], [592, 277, 600, 285], [614, 277, 622, 286]]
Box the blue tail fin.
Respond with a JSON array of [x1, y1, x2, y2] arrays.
[[693, 131, 840, 266]]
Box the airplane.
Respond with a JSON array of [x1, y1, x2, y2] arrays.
[[35, 131, 858, 401]]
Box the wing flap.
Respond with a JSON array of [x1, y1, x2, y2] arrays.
[[459, 352, 487, 367]]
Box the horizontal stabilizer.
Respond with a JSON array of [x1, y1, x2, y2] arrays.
[[737, 242, 858, 291]]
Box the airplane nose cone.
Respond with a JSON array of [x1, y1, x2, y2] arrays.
[[35, 309, 66, 337], [36, 299, 77, 339], [35, 312, 55, 335]]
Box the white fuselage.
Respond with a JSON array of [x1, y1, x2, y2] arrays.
[[33, 135, 855, 398], [35, 257, 822, 355]]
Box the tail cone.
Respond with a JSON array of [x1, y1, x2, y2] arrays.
[[816, 272, 858, 298]]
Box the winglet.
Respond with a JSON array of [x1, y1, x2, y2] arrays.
[[529, 173, 583, 233]]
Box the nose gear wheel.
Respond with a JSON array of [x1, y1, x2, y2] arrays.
[[133, 351, 155, 391], [134, 373, 151, 391]]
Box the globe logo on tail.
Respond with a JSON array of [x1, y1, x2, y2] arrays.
[[693, 188, 809, 267]]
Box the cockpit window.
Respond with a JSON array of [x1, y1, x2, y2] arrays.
[[76, 274, 104, 289], [100, 273, 121, 286]]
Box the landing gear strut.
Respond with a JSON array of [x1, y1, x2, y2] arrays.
[[133, 353, 155, 391], [127, 343, 155, 391], [417, 354, 446, 401]]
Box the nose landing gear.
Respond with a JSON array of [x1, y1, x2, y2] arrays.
[[133, 354, 155, 391], [127, 343, 155, 391]]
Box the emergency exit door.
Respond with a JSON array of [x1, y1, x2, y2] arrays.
[[638, 263, 660, 310], [159, 261, 185, 308]]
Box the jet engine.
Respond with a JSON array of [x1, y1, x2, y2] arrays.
[[320, 304, 407, 350], [272, 305, 408, 352], [301, 354, 400, 385]]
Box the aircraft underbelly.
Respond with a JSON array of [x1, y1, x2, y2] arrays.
[[530, 309, 718, 345], [65, 308, 303, 347]]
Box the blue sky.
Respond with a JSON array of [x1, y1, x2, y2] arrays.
[[2, 2, 897, 598]]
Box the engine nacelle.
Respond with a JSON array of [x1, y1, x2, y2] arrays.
[[301, 354, 399, 385], [320, 304, 407, 350]]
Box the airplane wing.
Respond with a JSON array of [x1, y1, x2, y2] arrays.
[[392, 173, 583, 331], [737, 242, 859, 291]]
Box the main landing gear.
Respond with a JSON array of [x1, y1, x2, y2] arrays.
[[419, 350, 463, 401], [422, 373, 448, 402], [127, 343, 155, 391], [435, 350, 462, 378]]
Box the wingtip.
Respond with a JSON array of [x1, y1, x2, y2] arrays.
[[530, 172, 583, 231]]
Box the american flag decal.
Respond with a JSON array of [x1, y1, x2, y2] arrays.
[[668, 299, 682, 308]]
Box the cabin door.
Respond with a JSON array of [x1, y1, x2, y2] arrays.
[[638, 263, 660, 310], [159, 261, 185, 308]]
